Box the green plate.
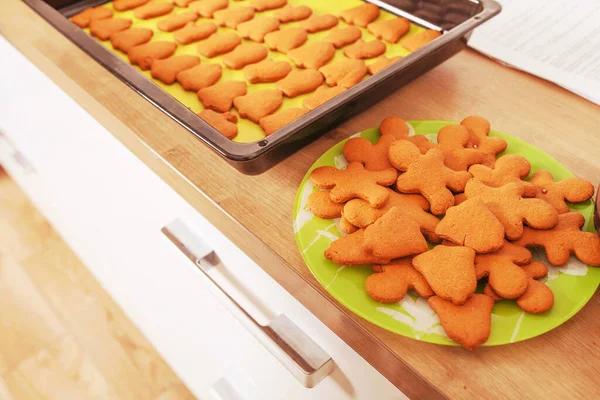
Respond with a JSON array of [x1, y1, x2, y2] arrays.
[[293, 120, 599, 346]]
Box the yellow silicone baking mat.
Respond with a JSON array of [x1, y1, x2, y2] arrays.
[[83, 0, 427, 142]]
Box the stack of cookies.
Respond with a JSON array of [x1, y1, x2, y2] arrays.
[[71, 1, 441, 142], [307, 115, 599, 350]]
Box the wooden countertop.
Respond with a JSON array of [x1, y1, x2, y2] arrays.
[[2, 1, 599, 398]]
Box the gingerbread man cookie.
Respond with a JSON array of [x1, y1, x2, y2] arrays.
[[197, 80, 247, 113], [437, 124, 493, 171], [528, 170, 595, 214], [475, 241, 532, 299], [460, 115, 507, 159], [276, 69, 323, 97], [366, 258, 434, 303], [264, 28, 308, 53], [343, 134, 396, 171], [319, 58, 367, 88], [469, 154, 537, 197]]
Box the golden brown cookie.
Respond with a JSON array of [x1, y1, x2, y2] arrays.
[[249, 0, 287, 11], [310, 162, 398, 208], [367, 55, 402, 74], [264, 28, 308, 53], [469, 154, 537, 196], [367, 17, 410, 43], [307, 190, 344, 219], [436, 124, 494, 171], [198, 109, 238, 140], [151, 55, 201, 84], [233, 89, 283, 123], [322, 26, 362, 48], [319, 58, 367, 88], [299, 14, 338, 33], [244, 59, 292, 83], [475, 241, 532, 299], [259, 107, 308, 136], [128, 41, 177, 70], [379, 117, 437, 154], [303, 85, 346, 110], [413, 245, 477, 305], [435, 197, 505, 253], [71, 6, 113, 29], [189, 0, 228, 18], [512, 212, 600, 267], [197, 80, 247, 112], [390, 140, 472, 215], [110, 28, 153, 53], [237, 17, 280, 43], [134, 2, 174, 20], [176, 63, 222, 91], [157, 11, 198, 32], [344, 39, 386, 59], [324, 229, 391, 266], [196, 32, 242, 58], [273, 4, 312, 23], [402, 29, 441, 51], [464, 180, 559, 240], [113, 0, 149, 12], [516, 261, 554, 314], [222, 43, 268, 70], [528, 170, 595, 214], [288, 42, 336, 69], [429, 294, 494, 350], [90, 18, 132, 41], [214, 6, 255, 29], [343, 134, 396, 171], [174, 22, 218, 45], [460, 115, 507, 159], [367, 258, 434, 303], [276, 69, 323, 97], [340, 3, 380, 27]]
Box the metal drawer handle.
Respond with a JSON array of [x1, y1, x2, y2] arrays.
[[162, 218, 334, 388]]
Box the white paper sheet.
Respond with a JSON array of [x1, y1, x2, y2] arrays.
[[468, 0, 600, 105]]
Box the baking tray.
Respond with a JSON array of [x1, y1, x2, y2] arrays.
[[24, 0, 501, 174]]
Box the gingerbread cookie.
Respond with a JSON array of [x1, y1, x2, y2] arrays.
[[512, 212, 600, 267], [516, 261, 554, 314], [340, 3, 380, 27], [319, 58, 367, 88], [413, 245, 477, 305], [368, 55, 402, 74], [380, 117, 437, 154], [310, 162, 397, 208], [402, 29, 441, 51], [460, 115, 507, 159], [299, 14, 338, 33], [288, 42, 336, 69], [344, 39, 386, 60], [113, 0, 149, 12], [344, 189, 441, 243], [151, 55, 201, 84], [214, 6, 255, 29], [128, 41, 177, 70], [196, 32, 242, 58], [339, 213, 358, 234], [429, 294, 494, 350], [176, 63, 222, 91], [475, 241, 531, 299], [198, 109, 238, 140], [276, 69, 323, 97], [390, 140, 472, 215], [189, 0, 228, 18], [273, 4, 312, 23], [90, 18, 132, 41], [528, 170, 595, 214], [366, 258, 434, 303], [157, 11, 198, 32], [367, 17, 410, 43], [244, 59, 292, 83], [437, 124, 493, 171], [464, 180, 559, 240], [264, 28, 308, 53], [71, 7, 112, 29], [364, 208, 429, 259], [259, 107, 308, 135], [303, 85, 345, 110], [174, 22, 218, 45], [435, 197, 505, 253], [233, 89, 283, 123], [323, 26, 362, 49], [343, 134, 396, 171], [197, 80, 247, 112], [134, 2, 174, 20], [469, 154, 537, 197], [237, 17, 280, 43], [325, 229, 391, 266], [110, 28, 153, 53], [250, 0, 287, 11], [222, 43, 268, 69], [307, 190, 344, 219]]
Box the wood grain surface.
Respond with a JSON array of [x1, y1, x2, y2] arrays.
[[2, 1, 599, 398]]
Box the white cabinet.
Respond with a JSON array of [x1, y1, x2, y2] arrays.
[[0, 36, 407, 400]]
